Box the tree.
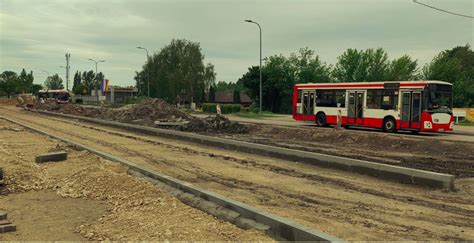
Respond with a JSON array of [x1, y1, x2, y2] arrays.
[[333, 48, 389, 82], [0, 71, 18, 98], [17, 69, 34, 93], [233, 89, 241, 104], [237, 66, 263, 107], [423, 45, 474, 107], [209, 85, 216, 103], [30, 84, 43, 94], [215, 81, 243, 92], [135, 39, 216, 103], [72, 71, 81, 93], [289, 47, 331, 84], [44, 74, 64, 90], [82, 70, 95, 95], [239, 47, 331, 113], [386, 55, 418, 80]]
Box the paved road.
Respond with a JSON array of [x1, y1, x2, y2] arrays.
[[192, 113, 474, 143]]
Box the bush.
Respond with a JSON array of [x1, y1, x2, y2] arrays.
[[75, 98, 83, 104], [202, 103, 240, 114], [203, 103, 217, 113], [124, 96, 147, 104], [249, 102, 259, 113]]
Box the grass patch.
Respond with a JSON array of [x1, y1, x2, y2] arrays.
[[457, 119, 474, 126], [235, 111, 277, 119]]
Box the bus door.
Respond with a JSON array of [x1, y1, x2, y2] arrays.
[[401, 91, 421, 129], [347, 91, 365, 125], [302, 90, 315, 116]]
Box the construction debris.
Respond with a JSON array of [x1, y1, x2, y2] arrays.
[[179, 115, 249, 134], [35, 151, 68, 163], [0, 212, 16, 234], [33, 99, 250, 134]]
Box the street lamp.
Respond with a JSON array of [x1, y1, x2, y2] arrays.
[[136, 46, 150, 98], [244, 19, 262, 113], [88, 58, 105, 98]]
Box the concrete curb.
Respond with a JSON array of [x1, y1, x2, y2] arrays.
[[35, 151, 68, 163], [34, 110, 455, 190], [0, 116, 342, 242]]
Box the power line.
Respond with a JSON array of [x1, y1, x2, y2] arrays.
[[413, 0, 474, 19]]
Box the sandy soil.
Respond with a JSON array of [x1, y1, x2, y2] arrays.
[[0, 119, 270, 241], [1, 106, 472, 241], [17, 98, 474, 176], [224, 123, 474, 177]]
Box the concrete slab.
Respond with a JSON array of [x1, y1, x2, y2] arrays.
[[35, 151, 68, 163], [0, 224, 16, 233]]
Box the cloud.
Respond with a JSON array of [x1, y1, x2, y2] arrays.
[[0, 0, 472, 87]]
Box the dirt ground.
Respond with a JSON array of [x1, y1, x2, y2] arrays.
[[227, 123, 474, 177], [1, 106, 472, 241], [0, 119, 270, 241], [21, 98, 474, 176]]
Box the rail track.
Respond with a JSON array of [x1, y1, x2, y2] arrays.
[[1, 106, 473, 240]]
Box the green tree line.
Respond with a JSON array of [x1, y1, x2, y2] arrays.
[[134, 39, 216, 104], [72, 70, 104, 95], [235, 45, 473, 113], [0, 69, 42, 98]]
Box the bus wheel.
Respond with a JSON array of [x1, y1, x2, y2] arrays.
[[316, 113, 327, 127], [382, 117, 396, 133]]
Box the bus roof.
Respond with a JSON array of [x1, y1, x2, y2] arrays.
[[39, 89, 69, 93], [294, 80, 452, 88]]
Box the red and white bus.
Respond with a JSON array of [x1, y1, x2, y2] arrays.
[[293, 80, 454, 133]]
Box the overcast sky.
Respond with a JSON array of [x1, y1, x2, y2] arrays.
[[1, 0, 472, 87]]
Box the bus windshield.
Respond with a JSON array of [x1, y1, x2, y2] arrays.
[[425, 84, 452, 113]]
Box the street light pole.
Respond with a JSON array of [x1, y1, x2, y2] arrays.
[[137, 46, 150, 98], [88, 58, 105, 99], [245, 19, 262, 113]]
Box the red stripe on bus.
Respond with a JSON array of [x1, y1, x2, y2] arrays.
[[295, 83, 426, 89]]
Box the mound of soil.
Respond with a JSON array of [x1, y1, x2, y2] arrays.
[[102, 99, 193, 125], [179, 115, 249, 134], [33, 99, 249, 134]]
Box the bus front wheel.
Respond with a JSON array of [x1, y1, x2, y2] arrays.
[[316, 113, 327, 127], [382, 117, 397, 133]]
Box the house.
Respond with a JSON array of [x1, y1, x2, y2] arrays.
[[105, 86, 138, 104], [214, 90, 252, 106]]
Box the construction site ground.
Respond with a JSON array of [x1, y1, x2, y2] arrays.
[[26, 100, 474, 177], [0, 105, 473, 240], [0, 118, 270, 241]]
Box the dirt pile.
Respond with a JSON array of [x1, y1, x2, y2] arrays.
[[102, 99, 193, 125], [32, 99, 249, 134], [179, 115, 249, 134], [0, 98, 18, 106], [34, 101, 99, 117]]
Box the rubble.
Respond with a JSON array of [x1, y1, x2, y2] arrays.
[[33, 99, 250, 134], [178, 115, 249, 134]]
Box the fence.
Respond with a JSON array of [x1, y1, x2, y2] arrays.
[[453, 108, 474, 122], [71, 95, 106, 104]]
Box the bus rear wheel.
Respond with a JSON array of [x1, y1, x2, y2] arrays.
[[382, 117, 396, 133], [316, 113, 327, 127]]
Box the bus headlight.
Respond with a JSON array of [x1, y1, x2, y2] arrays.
[[424, 121, 432, 129]]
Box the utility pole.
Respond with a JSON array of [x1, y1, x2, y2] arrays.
[[65, 53, 70, 91]]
